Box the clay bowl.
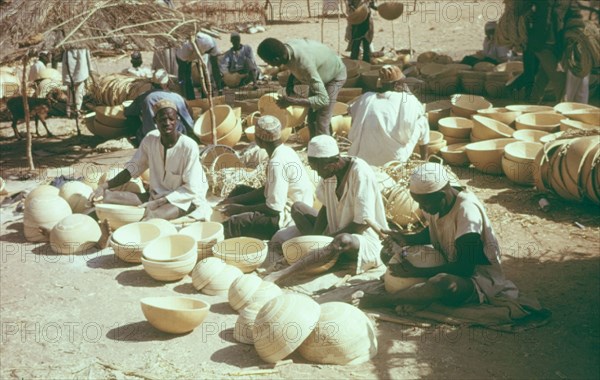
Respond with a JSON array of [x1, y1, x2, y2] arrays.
[[95, 105, 126, 128], [24, 195, 72, 243], [502, 156, 536, 185], [554, 102, 598, 115], [429, 130, 444, 144], [425, 100, 452, 129], [193, 105, 236, 141], [244, 126, 255, 142], [141, 296, 210, 334], [191, 257, 228, 291], [506, 105, 554, 114], [539, 131, 564, 144], [515, 112, 563, 132], [477, 107, 522, 127], [202, 264, 244, 296], [383, 246, 446, 293], [50, 214, 101, 255], [503, 141, 543, 164], [282, 236, 336, 274], [560, 119, 597, 132], [512, 129, 549, 143], [142, 234, 197, 262], [199, 118, 243, 147], [95, 204, 145, 229], [179, 221, 224, 260], [347, 3, 369, 25], [234, 302, 261, 344], [563, 109, 600, 125], [465, 138, 518, 175], [212, 237, 268, 273], [229, 274, 264, 311], [331, 115, 352, 136], [58, 181, 93, 213], [145, 218, 178, 236], [141, 252, 197, 282], [450, 94, 492, 118], [111, 222, 162, 263], [472, 115, 514, 140], [438, 117, 473, 139], [377, 1, 404, 20], [440, 143, 470, 167]]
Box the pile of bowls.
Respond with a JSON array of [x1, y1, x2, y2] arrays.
[[141, 234, 197, 281], [477, 107, 522, 127], [95, 203, 145, 229], [450, 94, 492, 118], [258, 92, 308, 129], [87, 105, 130, 139], [298, 302, 378, 365], [515, 112, 563, 133], [212, 237, 268, 273], [465, 138, 517, 175], [253, 294, 321, 363], [91, 74, 152, 106], [438, 117, 472, 145], [145, 218, 178, 235], [423, 65, 460, 96], [141, 296, 210, 334], [110, 222, 162, 263], [191, 257, 244, 295], [24, 194, 72, 242], [230, 275, 283, 311], [472, 115, 515, 141], [383, 245, 446, 293], [282, 236, 336, 274], [533, 136, 600, 204], [194, 105, 242, 147], [502, 141, 543, 185], [425, 130, 447, 155], [179, 221, 224, 260], [459, 70, 486, 95], [49, 214, 101, 255]]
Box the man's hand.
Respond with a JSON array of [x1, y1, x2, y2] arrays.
[[388, 260, 419, 278], [276, 95, 293, 109], [221, 204, 247, 216], [139, 198, 167, 210], [381, 229, 408, 247], [89, 182, 109, 203]]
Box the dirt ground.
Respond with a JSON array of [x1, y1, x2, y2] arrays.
[[1, 1, 600, 379]]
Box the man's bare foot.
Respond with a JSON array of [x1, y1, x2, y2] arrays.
[[96, 219, 112, 249], [395, 303, 429, 316]]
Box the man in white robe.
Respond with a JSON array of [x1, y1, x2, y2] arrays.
[[265, 135, 387, 284], [348, 65, 430, 166]]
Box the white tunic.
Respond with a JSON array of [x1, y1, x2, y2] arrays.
[[28, 61, 46, 82], [126, 130, 210, 218], [316, 157, 387, 274], [424, 191, 519, 303], [62, 49, 91, 84], [265, 145, 315, 228], [348, 91, 430, 166]]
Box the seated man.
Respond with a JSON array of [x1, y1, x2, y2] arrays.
[[348, 65, 430, 166], [219, 115, 315, 240], [124, 69, 195, 146], [257, 38, 347, 138], [461, 21, 511, 66], [355, 162, 519, 312], [265, 135, 387, 284], [220, 32, 260, 88], [91, 99, 211, 222], [123, 51, 152, 78]]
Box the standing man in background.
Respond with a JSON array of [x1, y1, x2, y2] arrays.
[[176, 32, 223, 100], [62, 48, 92, 119], [257, 38, 346, 138], [346, 0, 377, 63]]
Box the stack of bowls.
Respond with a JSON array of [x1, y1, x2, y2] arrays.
[[450, 94, 492, 118], [188, 95, 227, 115], [515, 112, 563, 132], [58, 181, 93, 213], [191, 257, 244, 295], [141, 235, 197, 281], [253, 294, 321, 363], [110, 222, 162, 263], [473, 62, 496, 72], [95, 204, 145, 229], [383, 245, 446, 293], [459, 70, 486, 95], [438, 117, 472, 145], [513, 129, 549, 143], [425, 100, 452, 130], [465, 138, 517, 175], [24, 195, 72, 242], [90, 105, 129, 139], [298, 302, 378, 365], [179, 221, 224, 260], [471, 115, 515, 141], [194, 105, 241, 147], [49, 214, 101, 255], [228, 274, 265, 311], [425, 130, 447, 155], [477, 107, 522, 128], [141, 296, 210, 334], [212, 237, 268, 273], [282, 236, 336, 275], [533, 136, 600, 204], [502, 141, 543, 185], [234, 302, 262, 344], [439, 143, 470, 167], [360, 70, 380, 91]]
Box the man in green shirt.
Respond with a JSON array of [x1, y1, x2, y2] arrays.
[[257, 38, 347, 138]]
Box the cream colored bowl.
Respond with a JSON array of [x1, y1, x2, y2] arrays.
[[515, 112, 563, 132], [50, 214, 101, 255], [502, 156, 536, 186], [472, 115, 514, 140], [477, 107, 522, 127], [212, 237, 268, 273], [465, 138, 517, 175], [282, 236, 335, 274], [504, 141, 543, 164], [95, 203, 145, 229], [438, 117, 473, 139], [440, 143, 470, 167], [58, 181, 93, 213], [141, 296, 209, 334], [450, 94, 493, 118], [143, 234, 197, 262], [512, 129, 549, 143], [179, 221, 224, 260], [141, 252, 197, 282]]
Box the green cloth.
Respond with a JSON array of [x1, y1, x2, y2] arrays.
[[283, 39, 346, 110]]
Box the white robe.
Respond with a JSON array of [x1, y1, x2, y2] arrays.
[[316, 157, 387, 274], [348, 91, 430, 166]]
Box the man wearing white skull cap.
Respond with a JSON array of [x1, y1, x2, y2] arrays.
[[218, 116, 314, 239], [265, 135, 388, 284], [356, 162, 520, 312]]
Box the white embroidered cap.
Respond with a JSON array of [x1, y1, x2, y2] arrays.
[[409, 163, 460, 194], [307, 135, 340, 158]]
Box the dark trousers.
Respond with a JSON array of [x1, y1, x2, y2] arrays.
[[176, 57, 195, 100], [350, 37, 371, 63], [222, 185, 280, 240], [290, 202, 319, 235], [306, 74, 347, 138]]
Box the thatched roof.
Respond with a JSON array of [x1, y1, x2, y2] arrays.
[[0, 0, 210, 64]]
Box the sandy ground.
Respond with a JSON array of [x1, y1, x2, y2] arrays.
[[1, 1, 600, 379]]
